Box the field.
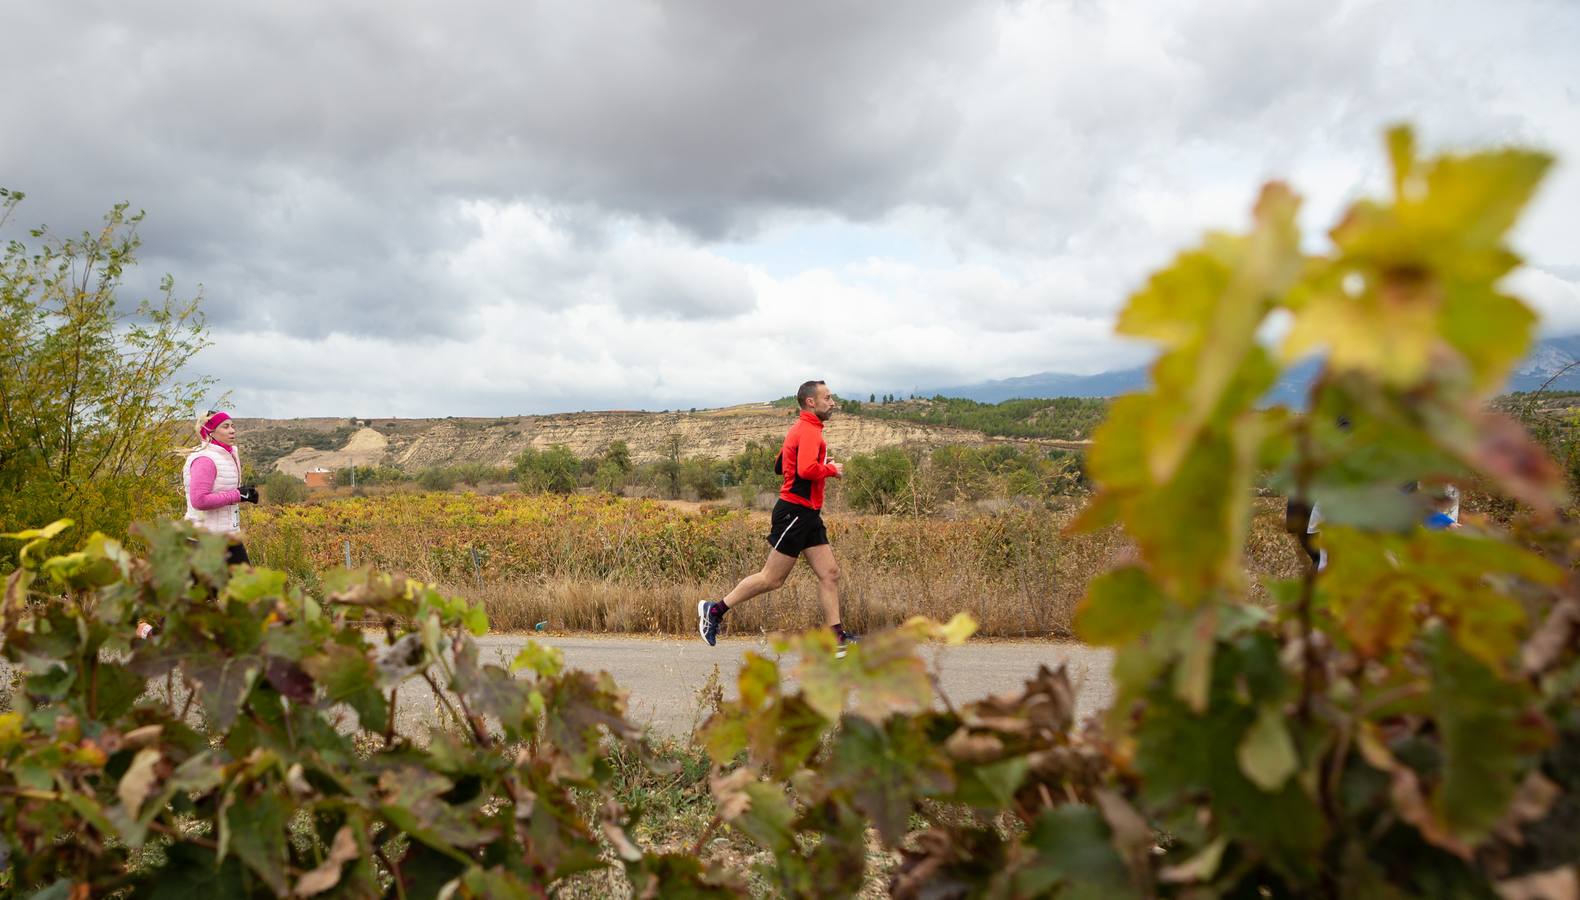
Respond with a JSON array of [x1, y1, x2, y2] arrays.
[[243, 490, 1306, 637]]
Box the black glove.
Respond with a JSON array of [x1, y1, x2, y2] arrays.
[[239, 485, 260, 504]]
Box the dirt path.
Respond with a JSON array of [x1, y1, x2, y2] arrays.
[[393, 634, 1115, 739]]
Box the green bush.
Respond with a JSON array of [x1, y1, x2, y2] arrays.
[[843, 447, 918, 513], [0, 519, 737, 896], [333, 465, 406, 487], [261, 470, 307, 505], [681, 457, 725, 500], [416, 466, 458, 491], [452, 462, 508, 486], [515, 444, 580, 494]]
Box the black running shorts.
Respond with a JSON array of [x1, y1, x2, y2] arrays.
[[767, 498, 828, 557]]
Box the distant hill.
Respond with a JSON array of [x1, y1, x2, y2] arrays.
[[239, 404, 1012, 476], [923, 336, 1580, 403]]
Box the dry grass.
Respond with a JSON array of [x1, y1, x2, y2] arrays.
[[245, 492, 1306, 638]]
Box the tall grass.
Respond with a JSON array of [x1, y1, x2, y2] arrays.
[[244, 492, 1304, 638]]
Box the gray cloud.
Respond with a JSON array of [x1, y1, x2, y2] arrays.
[[2, 0, 1576, 415]]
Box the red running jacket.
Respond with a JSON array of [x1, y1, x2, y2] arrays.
[[778, 410, 840, 509]]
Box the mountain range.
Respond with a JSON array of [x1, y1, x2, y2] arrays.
[[924, 336, 1580, 403]]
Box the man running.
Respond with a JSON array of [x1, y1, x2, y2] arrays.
[[698, 380, 857, 654]]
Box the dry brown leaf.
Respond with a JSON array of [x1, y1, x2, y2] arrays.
[[709, 768, 757, 821], [1523, 594, 1580, 676], [1496, 866, 1579, 900], [117, 748, 162, 816], [1493, 772, 1562, 844], [1095, 788, 1154, 878], [943, 730, 1006, 764], [293, 825, 360, 897]]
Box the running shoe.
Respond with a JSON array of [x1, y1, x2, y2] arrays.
[[698, 600, 723, 646], [836, 630, 859, 659]]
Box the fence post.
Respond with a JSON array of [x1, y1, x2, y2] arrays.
[[344, 539, 352, 569], [470, 546, 483, 593]]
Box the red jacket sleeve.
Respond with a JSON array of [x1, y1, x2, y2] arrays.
[[796, 434, 839, 480]]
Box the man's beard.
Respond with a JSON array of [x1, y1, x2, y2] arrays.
[[816, 407, 833, 421]]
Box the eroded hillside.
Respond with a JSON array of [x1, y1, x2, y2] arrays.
[[238, 404, 1053, 476]]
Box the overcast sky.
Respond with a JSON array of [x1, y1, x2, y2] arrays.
[[4, 0, 1578, 417]]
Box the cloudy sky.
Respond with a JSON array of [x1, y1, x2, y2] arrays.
[[4, 0, 1578, 417]]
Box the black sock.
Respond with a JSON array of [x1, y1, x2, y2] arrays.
[[710, 601, 729, 619], [831, 623, 846, 640]]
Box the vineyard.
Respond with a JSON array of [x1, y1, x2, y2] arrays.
[[242, 491, 1305, 637], [4, 127, 1579, 898]]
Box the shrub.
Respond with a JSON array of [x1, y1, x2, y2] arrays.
[[261, 470, 307, 505], [843, 447, 918, 513], [416, 466, 458, 491], [681, 457, 725, 500], [514, 444, 581, 494], [0, 519, 738, 895]]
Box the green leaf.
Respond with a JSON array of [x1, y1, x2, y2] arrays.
[[183, 653, 263, 732], [223, 566, 287, 606], [623, 852, 744, 899], [1237, 705, 1299, 792], [92, 662, 146, 720], [1136, 648, 1326, 877], [713, 771, 797, 854], [1075, 566, 1167, 646], [828, 716, 954, 847], [225, 791, 291, 896], [1427, 628, 1549, 841], [1173, 608, 1216, 714], [541, 669, 641, 780], [1015, 805, 1138, 898], [702, 652, 831, 775], [463, 602, 489, 636], [509, 640, 564, 678], [140, 841, 251, 898], [791, 625, 932, 724], [1322, 527, 1556, 668], [302, 641, 387, 731], [457, 866, 540, 898], [378, 767, 497, 851], [950, 757, 1030, 811], [394, 841, 469, 899], [452, 637, 532, 737]]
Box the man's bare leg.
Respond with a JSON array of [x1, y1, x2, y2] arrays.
[[801, 544, 842, 628], [720, 549, 798, 609]]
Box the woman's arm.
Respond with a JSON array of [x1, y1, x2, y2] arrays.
[[188, 457, 242, 509]]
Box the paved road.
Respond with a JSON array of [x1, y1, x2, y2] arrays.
[[393, 634, 1115, 739]]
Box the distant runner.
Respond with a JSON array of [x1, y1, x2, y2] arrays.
[[181, 409, 258, 565], [698, 380, 858, 655]]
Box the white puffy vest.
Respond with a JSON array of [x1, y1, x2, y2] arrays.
[[183, 443, 242, 534]]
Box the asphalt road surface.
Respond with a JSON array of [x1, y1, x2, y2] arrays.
[[392, 634, 1116, 740]]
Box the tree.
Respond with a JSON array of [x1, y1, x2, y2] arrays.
[[0, 189, 211, 549], [681, 456, 725, 500], [656, 432, 683, 499], [515, 444, 580, 494], [603, 439, 633, 474], [843, 447, 917, 513], [261, 470, 307, 505]]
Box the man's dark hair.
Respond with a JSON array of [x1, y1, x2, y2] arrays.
[[796, 380, 826, 409]]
